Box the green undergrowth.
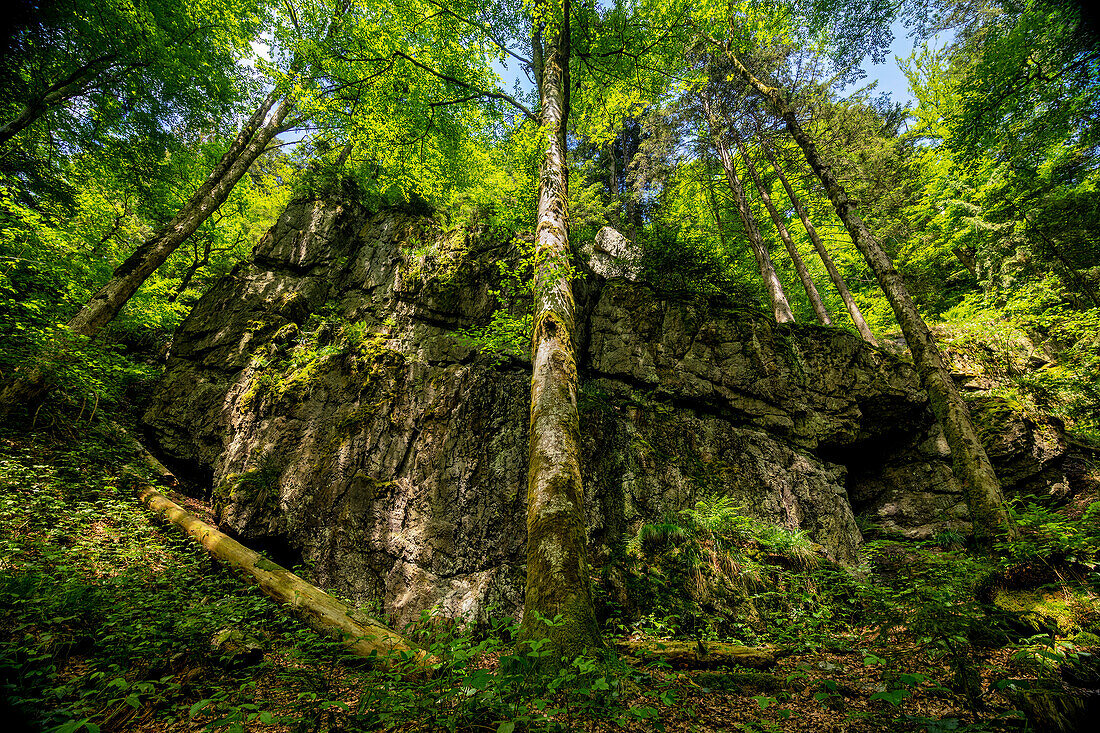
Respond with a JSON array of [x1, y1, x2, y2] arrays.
[[3, 413, 1100, 732], [936, 288, 1100, 444], [0, 422, 678, 733], [602, 494, 846, 646], [602, 491, 1100, 727]]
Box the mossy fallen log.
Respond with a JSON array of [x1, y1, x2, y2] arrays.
[[613, 638, 778, 670], [139, 485, 435, 673]]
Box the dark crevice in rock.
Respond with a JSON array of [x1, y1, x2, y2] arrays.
[[246, 532, 306, 572]]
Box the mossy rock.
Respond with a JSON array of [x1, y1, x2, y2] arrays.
[[210, 627, 266, 668], [1074, 631, 1100, 647], [612, 638, 777, 670], [992, 588, 1098, 636]]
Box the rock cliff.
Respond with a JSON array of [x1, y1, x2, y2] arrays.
[[142, 195, 1084, 626]]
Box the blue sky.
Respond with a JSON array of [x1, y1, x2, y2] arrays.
[[491, 18, 940, 110], [861, 25, 918, 105]]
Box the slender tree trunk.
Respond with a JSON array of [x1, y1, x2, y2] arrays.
[[952, 245, 979, 278], [90, 204, 128, 256], [762, 143, 877, 344], [519, 0, 603, 659], [706, 109, 794, 323], [0, 90, 293, 420], [732, 130, 831, 325], [704, 174, 730, 252], [169, 238, 213, 302], [70, 88, 287, 338], [725, 49, 1015, 540]]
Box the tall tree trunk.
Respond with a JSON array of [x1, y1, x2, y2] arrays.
[[732, 130, 831, 325], [706, 109, 794, 323], [0, 90, 293, 420], [705, 174, 730, 252], [69, 92, 291, 338], [725, 48, 1015, 540], [519, 0, 603, 659], [762, 142, 877, 344]]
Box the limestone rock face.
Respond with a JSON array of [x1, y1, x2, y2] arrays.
[[580, 226, 643, 280], [142, 196, 1080, 626]]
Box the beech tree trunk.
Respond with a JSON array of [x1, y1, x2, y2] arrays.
[[725, 49, 1015, 540], [518, 1, 603, 660], [0, 90, 293, 420], [762, 143, 878, 344], [140, 486, 434, 672], [706, 110, 795, 323], [732, 130, 831, 325]]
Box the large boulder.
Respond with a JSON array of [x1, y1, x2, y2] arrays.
[[141, 196, 1081, 626]]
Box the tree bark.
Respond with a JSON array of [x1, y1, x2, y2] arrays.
[[725, 49, 1015, 540], [139, 486, 435, 673], [0, 90, 292, 420], [613, 639, 777, 670], [518, 0, 604, 660], [706, 109, 795, 323], [732, 130, 831, 325], [762, 143, 878, 344], [704, 174, 731, 252], [952, 245, 978, 278]]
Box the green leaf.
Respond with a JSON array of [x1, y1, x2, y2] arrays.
[[870, 688, 910, 706], [189, 699, 214, 718]]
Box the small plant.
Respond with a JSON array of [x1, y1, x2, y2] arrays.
[[459, 238, 535, 364]]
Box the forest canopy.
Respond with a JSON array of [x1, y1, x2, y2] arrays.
[[3, 0, 1096, 437], [1, 1, 1099, 731]]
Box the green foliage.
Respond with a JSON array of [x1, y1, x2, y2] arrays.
[[0, 134, 289, 414], [0, 425, 293, 731], [459, 237, 535, 364], [936, 286, 1100, 442], [0, 0, 261, 161], [997, 496, 1100, 567], [611, 494, 849, 645], [239, 308, 406, 412], [638, 222, 763, 306], [943, 0, 1100, 162]]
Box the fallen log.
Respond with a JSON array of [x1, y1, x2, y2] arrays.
[[613, 638, 778, 670], [139, 484, 435, 673]]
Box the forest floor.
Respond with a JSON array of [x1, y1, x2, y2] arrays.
[[2, 416, 1097, 733]]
